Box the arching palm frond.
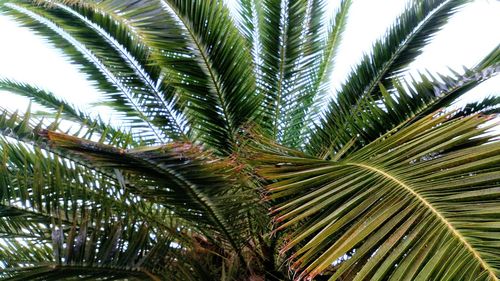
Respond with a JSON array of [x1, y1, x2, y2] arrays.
[[40, 130, 262, 255], [0, 112, 195, 280], [308, 45, 499, 158], [256, 112, 500, 280], [2, 1, 187, 144], [37, 0, 260, 154], [0, 105, 266, 279], [309, 0, 473, 156], [0, 78, 137, 147]]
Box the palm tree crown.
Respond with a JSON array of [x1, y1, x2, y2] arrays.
[[0, 0, 499, 280]]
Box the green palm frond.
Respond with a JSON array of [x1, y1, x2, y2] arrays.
[[50, 0, 259, 153], [161, 0, 259, 152], [256, 112, 500, 280], [0, 239, 53, 277], [0, 141, 182, 280], [236, 0, 258, 45], [40, 130, 262, 259], [53, 2, 189, 142], [0, 108, 217, 279], [311, 0, 471, 154], [258, 0, 308, 139], [342, 0, 469, 101], [1, 0, 499, 279], [2, 3, 189, 142], [411, 45, 499, 119], [280, 0, 351, 148], [0, 78, 137, 147], [2, 2, 187, 143], [308, 47, 499, 158], [245, 0, 351, 147], [0, 2, 117, 94], [0, 104, 263, 262]]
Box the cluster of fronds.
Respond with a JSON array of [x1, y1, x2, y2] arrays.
[[0, 0, 499, 280]]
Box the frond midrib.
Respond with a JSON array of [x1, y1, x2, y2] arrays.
[[346, 161, 498, 281], [129, 149, 244, 261], [273, 30, 288, 139], [56, 3, 187, 140], [310, 0, 349, 96], [4, 3, 167, 143], [162, 1, 236, 137]]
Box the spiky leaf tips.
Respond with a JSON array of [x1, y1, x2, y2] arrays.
[[0, 0, 499, 280]]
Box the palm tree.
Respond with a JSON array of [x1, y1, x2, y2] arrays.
[[0, 0, 499, 280]]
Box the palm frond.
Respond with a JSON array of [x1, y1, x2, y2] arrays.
[[40, 130, 263, 260], [0, 2, 116, 95], [0, 103, 265, 267], [413, 45, 500, 119], [258, 0, 309, 140], [2, 1, 187, 143], [310, 0, 471, 155], [256, 112, 500, 280], [452, 95, 500, 118], [0, 109, 209, 280], [51, 0, 260, 153], [280, 0, 351, 148], [0, 78, 137, 147], [161, 0, 259, 152], [308, 47, 499, 158], [341, 0, 469, 103], [0, 239, 53, 277], [0, 142, 174, 280], [236, 0, 258, 46], [1, 0, 498, 279]]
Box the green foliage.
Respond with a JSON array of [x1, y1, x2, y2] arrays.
[[0, 0, 498, 280], [255, 113, 500, 280]]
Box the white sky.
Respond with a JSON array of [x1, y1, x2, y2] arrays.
[[0, 0, 498, 127]]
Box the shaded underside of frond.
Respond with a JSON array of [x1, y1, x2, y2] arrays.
[[40, 129, 262, 254]]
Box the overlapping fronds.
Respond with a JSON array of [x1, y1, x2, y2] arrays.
[[310, 0, 472, 154], [256, 112, 500, 280], [40, 130, 262, 256], [256, 0, 351, 147], [0, 103, 264, 263], [0, 105, 264, 278], [1, 0, 499, 279], [0, 124, 192, 280], [36, 0, 259, 153], [157, 0, 259, 152], [258, 0, 308, 138], [2, 1, 187, 143], [279, 0, 351, 148], [308, 46, 499, 158]]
